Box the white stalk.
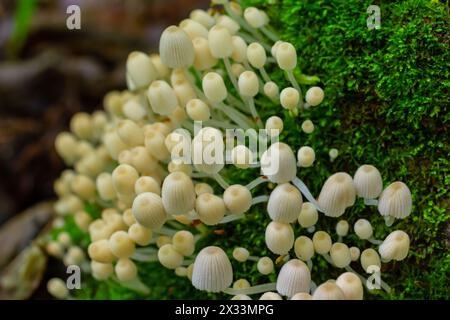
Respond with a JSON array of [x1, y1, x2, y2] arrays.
[[246, 176, 268, 190]]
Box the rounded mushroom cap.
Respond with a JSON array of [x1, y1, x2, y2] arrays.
[[231, 36, 248, 63], [354, 218, 373, 240], [231, 145, 253, 169], [216, 15, 240, 34], [180, 19, 209, 39], [297, 146, 315, 168], [208, 25, 233, 58], [159, 26, 195, 69], [336, 220, 349, 237], [378, 230, 410, 261], [126, 51, 157, 90], [260, 142, 297, 184], [191, 126, 225, 174], [202, 72, 227, 103], [353, 164, 383, 199], [186, 98, 211, 121], [233, 247, 250, 262], [192, 37, 218, 71], [276, 259, 311, 297], [247, 42, 266, 69], [47, 278, 69, 299], [291, 292, 312, 300], [280, 87, 299, 110], [305, 86, 324, 106], [275, 42, 297, 70], [336, 272, 363, 300], [238, 71, 259, 97], [189, 9, 215, 29], [378, 182, 412, 219], [350, 247, 361, 261], [231, 294, 252, 300], [147, 80, 178, 116], [360, 248, 381, 272], [161, 171, 196, 215], [223, 184, 252, 214], [244, 7, 267, 28], [294, 236, 314, 261], [265, 221, 295, 255], [318, 172, 356, 217], [192, 246, 233, 292], [158, 244, 184, 269], [257, 256, 274, 275], [267, 183, 303, 223], [298, 202, 318, 228], [265, 115, 283, 137], [330, 242, 351, 268], [115, 258, 137, 282], [195, 193, 226, 225], [312, 281, 345, 300], [312, 231, 332, 254], [259, 292, 283, 300], [132, 192, 167, 229], [172, 230, 195, 256], [264, 82, 280, 101]]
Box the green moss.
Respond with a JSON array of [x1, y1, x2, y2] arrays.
[[69, 0, 448, 299]]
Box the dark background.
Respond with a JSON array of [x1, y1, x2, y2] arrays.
[[0, 0, 209, 225]]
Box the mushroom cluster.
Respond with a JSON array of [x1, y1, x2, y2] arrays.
[[47, 0, 413, 300]]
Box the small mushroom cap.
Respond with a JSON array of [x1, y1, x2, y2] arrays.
[[202, 72, 228, 103], [159, 26, 195, 68], [231, 145, 253, 169], [378, 181, 412, 219], [298, 202, 318, 228], [223, 184, 252, 214], [126, 51, 157, 90], [297, 146, 315, 168], [91, 261, 114, 281], [354, 219, 373, 240], [231, 294, 252, 300], [192, 37, 218, 71], [301, 119, 315, 134], [115, 258, 137, 282], [186, 98, 211, 121], [275, 42, 297, 70], [147, 80, 178, 116], [265, 221, 295, 255], [312, 281, 345, 300], [195, 193, 226, 225], [312, 231, 332, 254], [158, 244, 184, 269], [172, 230, 195, 256], [132, 192, 167, 229], [336, 220, 349, 237], [353, 164, 383, 199], [216, 15, 240, 34], [350, 247, 361, 261], [231, 36, 248, 63], [247, 42, 266, 69], [318, 172, 356, 217], [260, 142, 297, 184], [161, 171, 196, 215], [336, 272, 363, 300], [47, 278, 69, 299], [360, 248, 381, 272], [244, 7, 267, 28], [180, 19, 209, 39], [108, 230, 136, 259], [259, 292, 283, 300], [330, 242, 351, 268], [291, 292, 312, 300], [257, 256, 274, 275], [192, 246, 233, 292], [267, 183, 303, 223], [233, 247, 250, 262], [276, 259, 311, 297], [378, 230, 410, 261], [280, 87, 299, 110], [265, 115, 283, 137], [208, 25, 233, 58], [305, 86, 324, 106], [189, 9, 215, 28], [238, 71, 259, 97], [264, 82, 280, 101], [294, 236, 314, 261]]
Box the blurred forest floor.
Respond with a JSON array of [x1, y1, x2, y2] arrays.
[[0, 0, 208, 225]]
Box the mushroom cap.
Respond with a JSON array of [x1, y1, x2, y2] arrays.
[[294, 236, 314, 261], [147, 80, 178, 116], [378, 181, 412, 219], [267, 183, 303, 223], [195, 193, 226, 225], [259, 292, 283, 300], [159, 26, 195, 69], [291, 292, 312, 300], [378, 230, 410, 261], [305, 86, 324, 106], [312, 281, 345, 300], [353, 164, 383, 199], [265, 221, 295, 255], [276, 259, 311, 297], [192, 246, 233, 292], [260, 142, 297, 184], [223, 184, 252, 214], [330, 242, 351, 268], [318, 172, 356, 217], [354, 218, 373, 240], [161, 171, 196, 215], [360, 248, 381, 272], [191, 127, 225, 174], [208, 25, 233, 58], [312, 231, 332, 254], [336, 272, 363, 300], [132, 192, 167, 229], [298, 202, 318, 228]]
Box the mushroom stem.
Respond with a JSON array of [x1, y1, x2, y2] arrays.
[[154, 226, 178, 237], [310, 280, 317, 294], [260, 26, 279, 42], [131, 252, 158, 262], [364, 198, 379, 206], [384, 215, 395, 227], [226, 94, 248, 112], [211, 172, 229, 189], [204, 119, 239, 129], [286, 70, 304, 109], [247, 256, 260, 262], [306, 259, 313, 271], [338, 235, 343, 243], [251, 195, 270, 205], [246, 97, 263, 128], [292, 177, 324, 213], [223, 2, 253, 33], [215, 102, 253, 129], [220, 213, 245, 224], [223, 57, 241, 95], [367, 237, 383, 245], [259, 67, 271, 83], [111, 275, 150, 295], [222, 282, 277, 296], [183, 68, 206, 101], [246, 176, 268, 190]]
